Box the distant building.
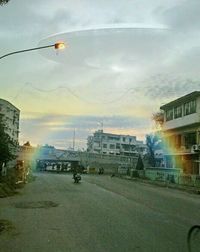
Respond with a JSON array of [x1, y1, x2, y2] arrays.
[[17, 143, 36, 168], [160, 91, 200, 174], [35, 144, 79, 162], [87, 130, 145, 156], [0, 98, 20, 143]]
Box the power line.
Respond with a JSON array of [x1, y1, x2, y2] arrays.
[[13, 82, 137, 105]]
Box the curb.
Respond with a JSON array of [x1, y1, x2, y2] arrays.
[[118, 175, 200, 195]]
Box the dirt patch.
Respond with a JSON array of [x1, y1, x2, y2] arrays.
[[14, 201, 59, 209], [0, 220, 15, 235]]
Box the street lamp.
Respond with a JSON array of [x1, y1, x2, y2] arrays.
[[0, 42, 65, 60]]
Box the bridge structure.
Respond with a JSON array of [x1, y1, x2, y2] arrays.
[[35, 149, 139, 173], [35, 150, 81, 171]]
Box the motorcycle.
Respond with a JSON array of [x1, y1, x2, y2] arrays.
[[73, 173, 81, 183]]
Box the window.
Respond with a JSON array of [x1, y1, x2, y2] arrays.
[[184, 100, 196, 116], [166, 108, 173, 121], [108, 136, 120, 141], [116, 143, 120, 149], [103, 144, 107, 148], [184, 132, 196, 148], [110, 144, 115, 149], [123, 137, 126, 142], [174, 105, 182, 119]]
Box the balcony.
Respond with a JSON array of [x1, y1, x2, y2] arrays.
[[163, 113, 200, 131]]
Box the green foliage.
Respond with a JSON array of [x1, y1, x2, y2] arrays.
[[0, 117, 16, 168], [0, 0, 10, 6]]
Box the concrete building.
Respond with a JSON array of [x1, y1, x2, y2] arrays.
[[0, 98, 20, 144], [87, 130, 145, 156], [160, 91, 200, 174]]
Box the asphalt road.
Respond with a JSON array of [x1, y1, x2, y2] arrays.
[[0, 173, 200, 252]]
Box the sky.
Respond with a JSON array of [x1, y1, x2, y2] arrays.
[[1, 0, 200, 149]]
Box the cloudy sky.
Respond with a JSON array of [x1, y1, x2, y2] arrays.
[[1, 0, 200, 149]]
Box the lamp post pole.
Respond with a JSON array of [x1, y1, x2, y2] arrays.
[[0, 42, 65, 60]]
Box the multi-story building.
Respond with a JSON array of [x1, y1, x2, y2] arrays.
[[160, 91, 200, 174], [0, 98, 20, 144], [87, 130, 145, 156]]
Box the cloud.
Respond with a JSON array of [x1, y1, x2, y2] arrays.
[[1, 0, 200, 148], [159, 1, 200, 32], [19, 113, 149, 148]]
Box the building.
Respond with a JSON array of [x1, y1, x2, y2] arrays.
[[87, 130, 145, 156], [160, 91, 200, 174], [16, 142, 36, 183], [0, 98, 20, 144], [17, 142, 36, 168]]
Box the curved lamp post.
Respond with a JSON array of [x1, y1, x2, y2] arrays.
[[0, 42, 65, 60]]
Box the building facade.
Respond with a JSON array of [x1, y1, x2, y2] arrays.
[[0, 98, 20, 144], [160, 91, 200, 174], [87, 130, 145, 156]]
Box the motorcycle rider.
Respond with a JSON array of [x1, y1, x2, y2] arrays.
[[73, 168, 81, 183], [73, 168, 77, 179]]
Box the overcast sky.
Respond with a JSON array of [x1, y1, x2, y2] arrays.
[[1, 0, 200, 149]]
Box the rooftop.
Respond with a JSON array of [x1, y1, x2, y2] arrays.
[[160, 91, 200, 110], [94, 130, 136, 138], [0, 98, 20, 112]]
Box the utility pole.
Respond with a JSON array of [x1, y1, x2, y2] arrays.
[[73, 128, 76, 150], [100, 121, 104, 155], [101, 121, 104, 132]]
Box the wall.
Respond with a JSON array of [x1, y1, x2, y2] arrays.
[[137, 167, 200, 187], [144, 167, 181, 183], [163, 113, 200, 131], [79, 152, 138, 174]]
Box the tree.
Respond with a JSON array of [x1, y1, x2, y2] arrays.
[[23, 141, 31, 147], [0, 116, 16, 174], [146, 133, 162, 167], [152, 111, 164, 129], [136, 154, 144, 170], [0, 0, 10, 5]]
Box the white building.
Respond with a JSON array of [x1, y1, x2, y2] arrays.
[[160, 91, 200, 174], [0, 98, 20, 143], [87, 130, 145, 156]]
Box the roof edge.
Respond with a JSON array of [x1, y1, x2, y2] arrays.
[[160, 91, 200, 110]]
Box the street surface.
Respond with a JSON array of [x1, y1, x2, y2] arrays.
[[0, 173, 200, 252]]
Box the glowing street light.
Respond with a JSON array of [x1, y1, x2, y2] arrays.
[[0, 42, 65, 60], [54, 42, 65, 50]]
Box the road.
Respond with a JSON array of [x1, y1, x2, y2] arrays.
[[0, 173, 200, 252]]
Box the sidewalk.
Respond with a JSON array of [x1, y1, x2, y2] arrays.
[[119, 175, 200, 195]]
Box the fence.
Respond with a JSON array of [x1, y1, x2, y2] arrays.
[[134, 167, 200, 187]]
